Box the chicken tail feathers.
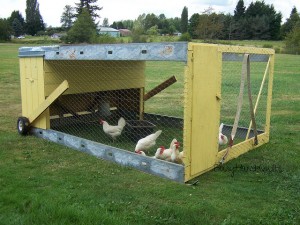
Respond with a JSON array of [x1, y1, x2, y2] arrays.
[[219, 123, 224, 133], [118, 117, 126, 128], [154, 130, 162, 139]]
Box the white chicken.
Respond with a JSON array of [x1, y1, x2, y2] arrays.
[[134, 130, 162, 153], [154, 146, 172, 161], [155, 142, 180, 162], [218, 123, 228, 145], [99, 117, 126, 141], [171, 139, 184, 164], [136, 150, 146, 156]]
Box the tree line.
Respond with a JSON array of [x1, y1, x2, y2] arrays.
[[0, 0, 300, 52]]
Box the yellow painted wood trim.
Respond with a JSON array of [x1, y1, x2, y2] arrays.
[[216, 133, 269, 164], [265, 54, 275, 135], [28, 80, 69, 123], [186, 133, 269, 181], [190, 43, 275, 55], [217, 45, 275, 55], [183, 48, 194, 181]]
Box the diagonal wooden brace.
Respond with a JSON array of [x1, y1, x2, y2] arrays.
[[144, 76, 177, 101], [28, 80, 69, 124]]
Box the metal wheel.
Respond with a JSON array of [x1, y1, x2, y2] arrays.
[[17, 117, 30, 135]]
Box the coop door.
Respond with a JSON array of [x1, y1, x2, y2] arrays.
[[20, 57, 47, 128]]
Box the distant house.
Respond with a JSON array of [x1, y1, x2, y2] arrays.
[[119, 29, 132, 37], [98, 27, 120, 38]]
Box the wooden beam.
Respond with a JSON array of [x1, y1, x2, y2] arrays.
[[144, 76, 177, 101], [28, 80, 69, 124]]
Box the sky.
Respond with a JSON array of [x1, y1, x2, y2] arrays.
[[0, 0, 299, 27]]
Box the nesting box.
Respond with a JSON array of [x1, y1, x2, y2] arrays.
[[18, 42, 274, 182]]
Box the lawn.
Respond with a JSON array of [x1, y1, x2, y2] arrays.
[[0, 42, 299, 224]]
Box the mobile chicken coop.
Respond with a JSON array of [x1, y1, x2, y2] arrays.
[[18, 42, 274, 183]]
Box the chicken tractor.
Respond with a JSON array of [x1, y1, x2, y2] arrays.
[[17, 42, 274, 183]]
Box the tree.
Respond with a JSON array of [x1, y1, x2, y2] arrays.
[[144, 13, 159, 31], [102, 18, 109, 27], [75, 0, 102, 21], [230, 1, 282, 40], [169, 17, 181, 32], [188, 13, 200, 38], [281, 7, 300, 38], [146, 25, 159, 36], [234, 0, 245, 20], [8, 11, 25, 28], [285, 21, 300, 54], [181, 6, 188, 33], [196, 9, 224, 40], [66, 8, 97, 43], [111, 20, 133, 29], [25, 0, 45, 35], [0, 18, 12, 41], [122, 20, 134, 29], [133, 14, 146, 35], [219, 13, 233, 40], [60, 5, 75, 30], [12, 18, 23, 36]]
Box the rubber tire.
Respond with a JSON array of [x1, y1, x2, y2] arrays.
[[17, 117, 30, 135]]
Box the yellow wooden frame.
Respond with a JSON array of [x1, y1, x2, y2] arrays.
[[183, 43, 275, 182]]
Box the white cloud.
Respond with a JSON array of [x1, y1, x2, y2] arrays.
[[0, 0, 299, 27]]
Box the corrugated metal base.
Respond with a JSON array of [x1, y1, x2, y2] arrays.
[[30, 128, 185, 183]]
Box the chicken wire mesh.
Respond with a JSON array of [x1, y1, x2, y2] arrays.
[[46, 59, 185, 159], [41, 48, 271, 163], [219, 53, 270, 151]]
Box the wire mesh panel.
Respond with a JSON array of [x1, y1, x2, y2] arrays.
[[220, 53, 270, 151], [46, 59, 185, 160]]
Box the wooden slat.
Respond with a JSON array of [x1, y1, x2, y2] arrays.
[[28, 80, 69, 123], [144, 76, 177, 101]]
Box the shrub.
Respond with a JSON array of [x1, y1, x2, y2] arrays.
[[285, 24, 300, 54], [178, 32, 191, 42], [262, 43, 273, 48], [131, 34, 147, 43], [96, 34, 117, 44]]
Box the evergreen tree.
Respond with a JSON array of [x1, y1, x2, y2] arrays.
[[12, 18, 23, 36], [181, 6, 188, 33], [25, 0, 45, 35], [231, 1, 281, 40], [60, 5, 75, 30], [75, 0, 102, 21], [8, 11, 25, 28], [66, 8, 97, 43], [0, 18, 12, 41], [281, 7, 300, 38], [234, 0, 246, 20], [188, 13, 200, 38]]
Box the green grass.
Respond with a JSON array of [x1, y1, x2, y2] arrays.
[[0, 42, 300, 224]]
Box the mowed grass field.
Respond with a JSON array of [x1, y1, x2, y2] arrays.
[[0, 43, 300, 224]]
